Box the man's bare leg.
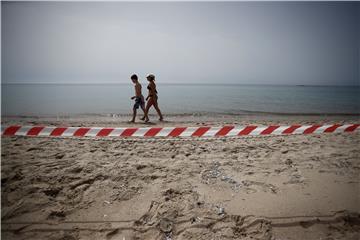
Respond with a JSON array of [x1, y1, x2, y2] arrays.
[[140, 105, 146, 120], [130, 108, 136, 123]]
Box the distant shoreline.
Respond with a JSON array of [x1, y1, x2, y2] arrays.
[[2, 82, 360, 87]]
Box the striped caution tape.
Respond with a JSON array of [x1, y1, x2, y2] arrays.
[[1, 124, 359, 138]]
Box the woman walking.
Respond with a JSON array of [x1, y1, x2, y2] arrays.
[[143, 74, 164, 122]]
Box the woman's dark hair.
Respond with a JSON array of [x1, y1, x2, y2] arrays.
[[131, 74, 138, 80]]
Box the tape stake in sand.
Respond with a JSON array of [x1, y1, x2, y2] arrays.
[[1, 124, 359, 138]]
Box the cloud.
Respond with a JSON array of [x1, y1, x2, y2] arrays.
[[2, 2, 359, 85]]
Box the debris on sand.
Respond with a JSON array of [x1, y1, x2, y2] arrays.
[[159, 218, 173, 233]]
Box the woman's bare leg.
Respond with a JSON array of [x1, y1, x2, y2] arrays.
[[153, 100, 163, 121], [144, 99, 153, 122]]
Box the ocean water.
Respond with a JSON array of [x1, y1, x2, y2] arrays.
[[1, 84, 359, 116]]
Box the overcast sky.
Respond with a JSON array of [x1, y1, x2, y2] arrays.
[[1, 1, 359, 85]]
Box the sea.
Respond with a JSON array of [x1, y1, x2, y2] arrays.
[[1, 83, 359, 116]]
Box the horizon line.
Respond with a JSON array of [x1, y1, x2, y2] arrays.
[[1, 82, 360, 87]]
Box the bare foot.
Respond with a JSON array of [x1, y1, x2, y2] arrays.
[[140, 116, 145, 121], [159, 118, 164, 121]]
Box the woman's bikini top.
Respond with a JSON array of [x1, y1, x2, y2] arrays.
[[147, 84, 158, 96]]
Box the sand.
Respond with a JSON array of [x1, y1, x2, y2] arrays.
[[1, 114, 359, 240]]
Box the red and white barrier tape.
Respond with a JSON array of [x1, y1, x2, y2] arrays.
[[1, 124, 359, 138]]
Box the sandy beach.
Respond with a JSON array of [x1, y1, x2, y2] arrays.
[[1, 114, 359, 240], [3, 1, 359, 239]]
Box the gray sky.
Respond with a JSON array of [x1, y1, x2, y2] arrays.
[[2, 1, 359, 85]]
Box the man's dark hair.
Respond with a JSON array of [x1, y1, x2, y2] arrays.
[[131, 74, 138, 80]]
